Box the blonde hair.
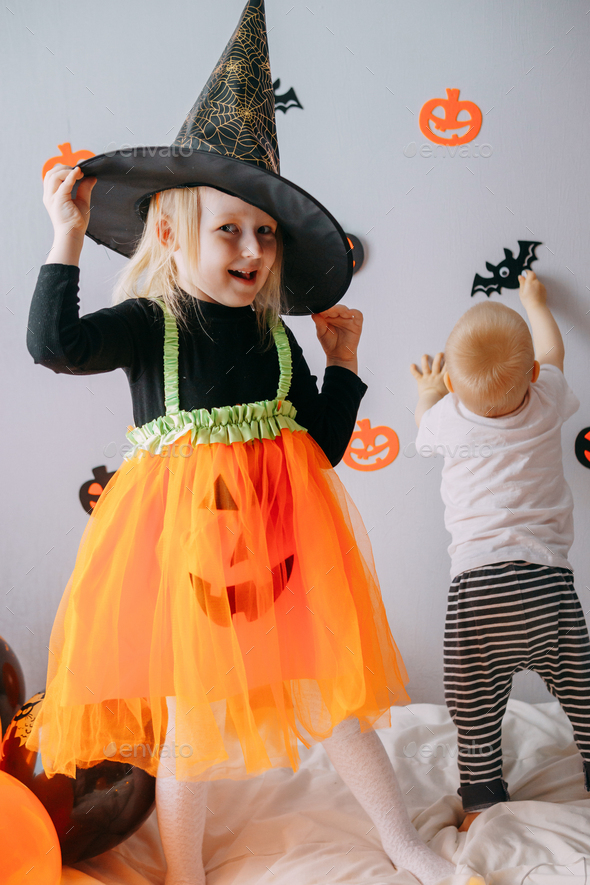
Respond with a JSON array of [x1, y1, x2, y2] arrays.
[[111, 186, 284, 336], [445, 302, 535, 417]]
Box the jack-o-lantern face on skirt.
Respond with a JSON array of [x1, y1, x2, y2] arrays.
[[188, 475, 294, 626]]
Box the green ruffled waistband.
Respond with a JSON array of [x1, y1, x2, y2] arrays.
[[124, 397, 306, 459]]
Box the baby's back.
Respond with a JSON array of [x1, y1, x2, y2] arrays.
[[415, 364, 579, 578]]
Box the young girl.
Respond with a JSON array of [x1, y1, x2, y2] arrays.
[[24, 3, 457, 883]]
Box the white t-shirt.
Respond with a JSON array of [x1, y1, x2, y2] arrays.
[[415, 364, 580, 578]]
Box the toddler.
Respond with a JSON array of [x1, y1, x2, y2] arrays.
[[410, 270, 590, 829]]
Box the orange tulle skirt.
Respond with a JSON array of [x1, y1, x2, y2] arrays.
[[25, 429, 409, 782]]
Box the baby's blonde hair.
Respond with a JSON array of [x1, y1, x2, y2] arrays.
[[111, 186, 284, 336], [445, 302, 535, 417]]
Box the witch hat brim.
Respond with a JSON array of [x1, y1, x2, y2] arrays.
[[77, 148, 353, 316], [74, 0, 352, 315]]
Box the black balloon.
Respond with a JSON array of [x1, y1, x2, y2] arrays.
[[0, 634, 26, 738], [0, 692, 155, 864]]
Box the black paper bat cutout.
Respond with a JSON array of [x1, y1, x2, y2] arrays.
[[273, 78, 303, 114], [471, 240, 542, 297]]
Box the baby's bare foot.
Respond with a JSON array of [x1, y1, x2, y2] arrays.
[[458, 811, 481, 832]]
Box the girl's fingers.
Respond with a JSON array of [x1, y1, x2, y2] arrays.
[[43, 167, 71, 197], [315, 305, 362, 323], [74, 174, 97, 204], [47, 164, 75, 179], [58, 167, 83, 194], [311, 313, 328, 335], [420, 353, 431, 372], [410, 364, 422, 378], [319, 304, 353, 316], [42, 164, 97, 236], [51, 165, 79, 183], [44, 166, 80, 200]]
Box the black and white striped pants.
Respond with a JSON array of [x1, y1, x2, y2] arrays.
[[444, 561, 590, 812]]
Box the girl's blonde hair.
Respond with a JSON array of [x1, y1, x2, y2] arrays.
[[445, 301, 535, 416], [111, 186, 284, 336]]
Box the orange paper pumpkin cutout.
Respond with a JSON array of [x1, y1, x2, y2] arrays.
[[42, 143, 95, 179], [189, 475, 294, 626], [343, 419, 399, 472], [419, 89, 482, 146]]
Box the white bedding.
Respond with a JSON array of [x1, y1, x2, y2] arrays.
[[61, 699, 590, 885]]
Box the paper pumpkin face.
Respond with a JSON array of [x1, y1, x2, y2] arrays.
[[79, 466, 117, 514], [575, 428, 590, 469], [345, 234, 365, 275], [419, 88, 482, 146], [343, 419, 399, 471], [189, 475, 293, 626]]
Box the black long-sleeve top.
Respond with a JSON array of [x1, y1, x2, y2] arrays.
[[27, 264, 367, 466]]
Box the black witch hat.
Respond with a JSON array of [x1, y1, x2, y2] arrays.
[[76, 0, 352, 315]]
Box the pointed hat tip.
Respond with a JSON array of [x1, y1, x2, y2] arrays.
[[173, 0, 278, 174]]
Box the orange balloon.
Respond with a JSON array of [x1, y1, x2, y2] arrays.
[[0, 770, 62, 884]]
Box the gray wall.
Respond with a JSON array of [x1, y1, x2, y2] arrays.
[[2, 0, 589, 706]]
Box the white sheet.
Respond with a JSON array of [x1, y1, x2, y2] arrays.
[[61, 699, 590, 885]]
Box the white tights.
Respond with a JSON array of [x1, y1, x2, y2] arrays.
[[156, 698, 208, 885], [323, 716, 456, 885], [155, 704, 455, 885]]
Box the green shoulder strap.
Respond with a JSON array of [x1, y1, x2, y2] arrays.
[[154, 299, 293, 416]]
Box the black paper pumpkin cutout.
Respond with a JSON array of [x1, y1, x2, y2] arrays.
[[575, 428, 590, 469], [79, 465, 117, 514]]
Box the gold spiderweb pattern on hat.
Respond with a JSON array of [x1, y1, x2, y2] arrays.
[[173, 0, 280, 174]]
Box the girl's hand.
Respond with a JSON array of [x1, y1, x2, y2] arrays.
[[43, 164, 97, 240], [410, 352, 448, 397], [518, 269, 547, 309], [312, 305, 362, 375]]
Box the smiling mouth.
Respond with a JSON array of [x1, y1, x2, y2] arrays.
[[228, 269, 257, 281]]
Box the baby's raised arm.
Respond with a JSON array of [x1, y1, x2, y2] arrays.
[[43, 165, 96, 267], [518, 270, 565, 372], [410, 352, 448, 427]]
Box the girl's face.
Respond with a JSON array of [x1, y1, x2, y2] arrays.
[[173, 186, 278, 308]]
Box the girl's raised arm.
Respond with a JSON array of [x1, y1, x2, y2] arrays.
[[43, 165, 96, 267], [26, 265, 147, 377], [28, 166, 148, 378]]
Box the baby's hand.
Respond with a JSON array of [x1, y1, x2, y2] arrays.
[[518, 269, 547, 308], [410, 352, 448, 397], [43, 164, 97, 240], [312, 305, 362, 373]]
